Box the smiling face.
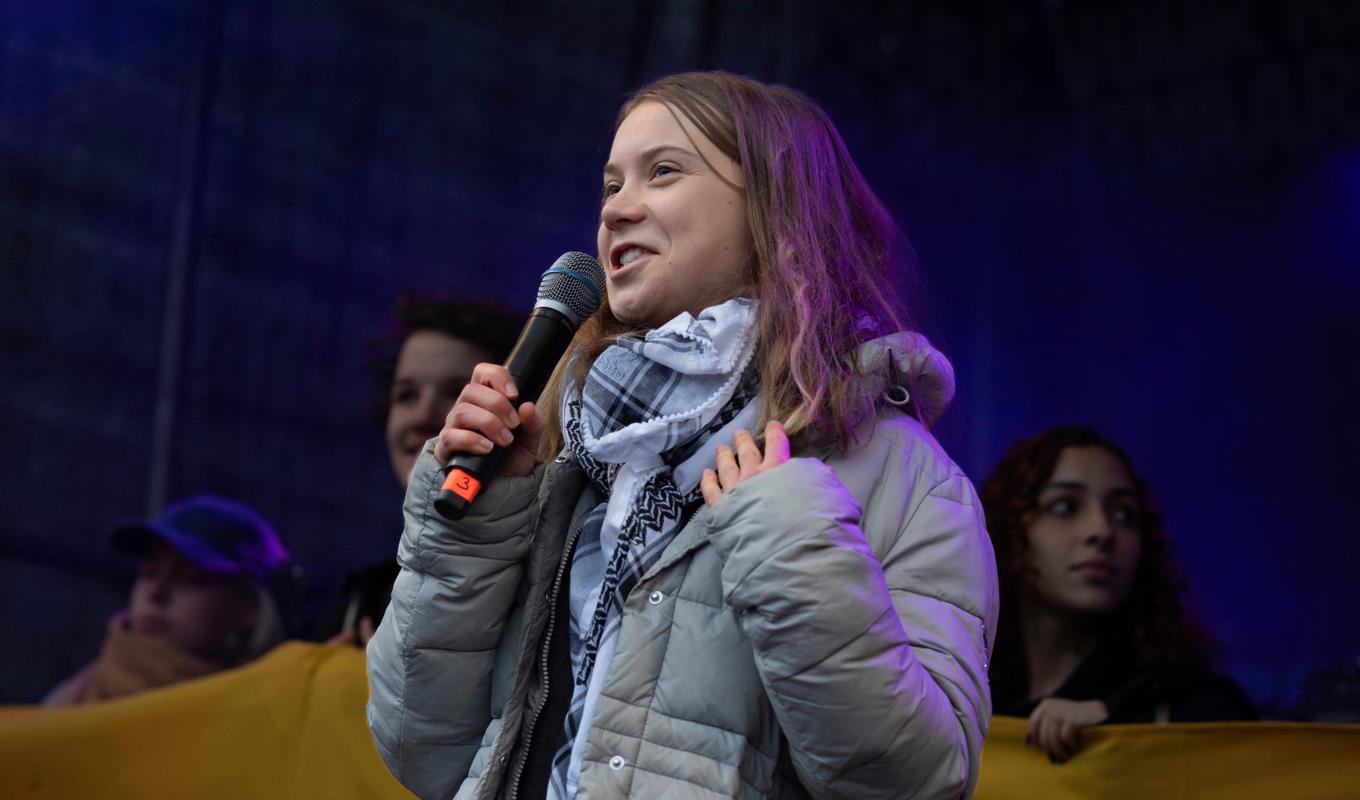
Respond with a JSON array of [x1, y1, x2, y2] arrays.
[[385, 330, 490, 487], [1022, 446, 1143, 618], [597, 101, 754, 328], [128, 539, 258, 664]]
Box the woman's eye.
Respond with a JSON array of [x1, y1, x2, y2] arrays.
[[653, 164, 676, 178], [1044, 498, 1076, 516], [1111, 505, 1140, 525], [603, 182, 621, 199], [392, 388, 417, 405]]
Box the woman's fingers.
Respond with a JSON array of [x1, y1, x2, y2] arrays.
[[700, 468, 722, 507], [1040, 715, 1066, 762], [1027, 701, 1064, 761], [471, 362, 518, 400], [762, 420, 790, 467], [1025, 705, 1042, 746], [458, 382, 521, 430], [517, 401, 544, 436], [1028, 701, 1087, 764], [510, 402, 544, 453], [324, 628, 356, 647], [716, 444, 740, 491], [1044, 716, 1067, 762], [432, 362, 522, 465], [449, 402, 516, 447], [1059, 718, 1082, 756], [696, 421, 796, 510], [733, 429, 763, 479], [435, 427, 496, 464], [1033, 710, 1052, 754], [704, 423, 793, 505], [501, 402, 545, 478]]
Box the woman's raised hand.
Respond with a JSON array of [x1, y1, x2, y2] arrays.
[[1025, 697, 1109, 763], [701, 420, 791, 507], [434, 363, 545, 478]]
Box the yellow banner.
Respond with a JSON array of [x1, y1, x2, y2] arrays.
[[1, 642, 412, 798], [979, 715, 1360, 799], [3, 642, 1357, 798]]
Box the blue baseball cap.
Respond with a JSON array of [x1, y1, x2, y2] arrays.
[[110, 495, 290, 582]]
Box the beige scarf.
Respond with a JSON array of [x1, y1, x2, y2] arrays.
[[76, 622, 224, 704]]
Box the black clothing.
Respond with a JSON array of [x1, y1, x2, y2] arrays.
[[515, 539, 576, 800], [994, 639, 1257, 723], [310, 559, 400, 642]]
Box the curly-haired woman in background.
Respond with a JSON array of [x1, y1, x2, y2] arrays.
[[980, 426, 1254, 762]]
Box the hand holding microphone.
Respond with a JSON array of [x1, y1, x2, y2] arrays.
[[433, 364, 546, 477], [432, 252, 605, 519]]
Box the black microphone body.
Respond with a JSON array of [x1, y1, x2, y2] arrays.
[[433, 308, 574, 519], [434, 253, 604, 520]]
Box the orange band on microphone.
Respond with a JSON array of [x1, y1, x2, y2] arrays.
[[442, 468, 482, 503]]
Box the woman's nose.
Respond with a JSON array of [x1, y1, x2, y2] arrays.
[[413, 391, 451, 435], [145, 575, 172, 604], [415, 392, 445, 429], [1083, 510, 1114, 547], [601, 187, 644, 230]]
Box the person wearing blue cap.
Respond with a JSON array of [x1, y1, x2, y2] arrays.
[[44, 495, 290, 707]]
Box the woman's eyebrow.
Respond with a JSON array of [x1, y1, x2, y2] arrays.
[[1039, 481, 1085, 493], [603, 144, 696, 176]]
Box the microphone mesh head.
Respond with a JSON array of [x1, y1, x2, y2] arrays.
[[536, 252, 605, 328]]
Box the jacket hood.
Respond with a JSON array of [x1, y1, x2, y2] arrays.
[[855, 332, 956, 427]]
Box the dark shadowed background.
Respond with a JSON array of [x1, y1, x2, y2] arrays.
[[2, 0, 1357, 709]]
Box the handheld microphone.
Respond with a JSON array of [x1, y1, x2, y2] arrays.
[[433, 252, 605, 520]]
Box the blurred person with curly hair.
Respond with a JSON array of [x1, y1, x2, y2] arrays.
[[315, 291, 522, 645], [981, 425, 1254, 762]]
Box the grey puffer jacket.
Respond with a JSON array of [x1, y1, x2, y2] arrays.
[[367, 335, 999, 800]]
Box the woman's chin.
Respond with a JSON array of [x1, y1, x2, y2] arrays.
[[611, 302, 665, 329], [1067, 594, 1127, 617]]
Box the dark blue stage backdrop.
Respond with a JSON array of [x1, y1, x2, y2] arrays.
[[1, 1, 1356, 709]]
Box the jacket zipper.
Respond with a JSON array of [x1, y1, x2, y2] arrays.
[[678, 503, 700, 537], [505, 495, 702, 797], [506, 512, 583, 799]]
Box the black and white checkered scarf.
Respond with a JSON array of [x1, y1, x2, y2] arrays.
[[547, 297, 760, 799]]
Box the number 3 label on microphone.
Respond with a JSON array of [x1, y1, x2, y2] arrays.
[[444, 468, 482, 502]]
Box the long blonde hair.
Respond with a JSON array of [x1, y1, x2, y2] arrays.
[[538, 71, 917, 459]]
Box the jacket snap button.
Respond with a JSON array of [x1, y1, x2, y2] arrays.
[[609, 755, 626, 770], [647, 591, 664, 605]]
